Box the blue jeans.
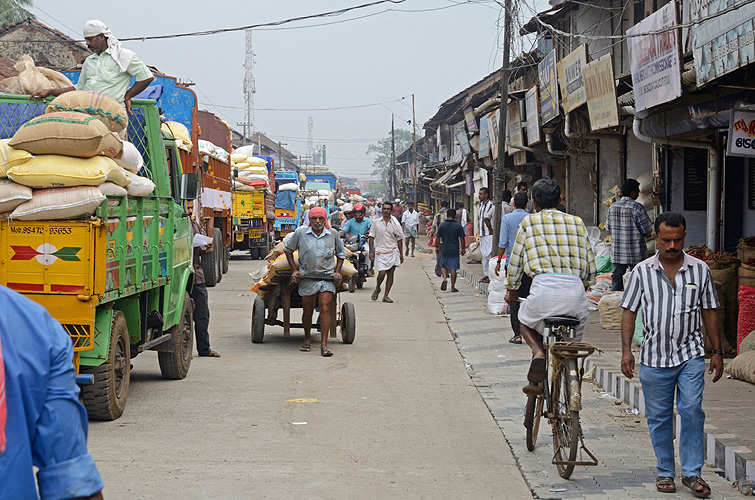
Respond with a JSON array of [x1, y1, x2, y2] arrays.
[[639, 357, 705, 478]]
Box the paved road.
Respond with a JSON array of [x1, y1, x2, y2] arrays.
[[86, 252, 531, 499]]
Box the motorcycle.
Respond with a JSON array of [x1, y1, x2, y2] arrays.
[[344, 234, 369, 292]]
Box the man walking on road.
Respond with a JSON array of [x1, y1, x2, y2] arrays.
[[431, 200, 449, 277], [501, 189, 514, 216], [494, 192, 530, 344], [619, 212, 722, 498], [369, 201, 404, 303], [516, 181, 535, 214], [401, 200, 419, 257], [607, 178, 653, 291], [477, 187, 495, 283], [188, 201, 220, 358], [284, 207, 346, 357], [504, 178, 595, 390], [435, 208, 467, 292]]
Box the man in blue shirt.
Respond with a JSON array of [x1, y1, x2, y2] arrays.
[[434, 209, 467, 292], [494, 192, 530, 344], [341, 203, 371, 238], [0, 285, 104, 500]]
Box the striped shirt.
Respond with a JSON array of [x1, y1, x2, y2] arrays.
[[478, 200, 494, 236], [619, 252, 719, 368], [606, 196, 653, 265], [505, 209, 596, 290]]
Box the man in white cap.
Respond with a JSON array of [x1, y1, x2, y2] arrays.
[[31, 20, 154, 114]]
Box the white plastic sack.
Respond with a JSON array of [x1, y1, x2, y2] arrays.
[[594, 241, 610, 258], [124, 170, 155, 197], [487, 289, 508, 315], [11, 186, 105, 220], [98, 182, 128, 197], [279, 183, 298, 192], [233, 145, 255, 157], [114, 140, 144, 173], [467, 240, 482, 263], [0, 179, 32, 212], [489, 257, 506, 281]]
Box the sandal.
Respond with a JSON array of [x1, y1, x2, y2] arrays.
[[382, 297, 393, 303], [656, 476, 676, 493], [199, 350, 221, 358], [509, 335, 522, 344], [681, 476, 711, 498], [300, 341, 311, 352], [371, 289, 380, 301], [440, 280, 447, 291], [479, 276, 490, 283], [321, 346, 333, 357], [527, 356, 546, 384]]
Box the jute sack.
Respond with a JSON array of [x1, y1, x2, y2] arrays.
[[739, 262, 755, 290], [709, 263, 740, 348], [9, 112, 122, 158], [46, 91, 128, 133], [0, 179, 32, 212], [0, 139, 33, 177], [740, 331, 755, 352], [703, 281, 733, 353], [11, 186, 105, 220], [7, 155, 130, 188], [737, 238, 755, 263], [724, 350, 755, 385]]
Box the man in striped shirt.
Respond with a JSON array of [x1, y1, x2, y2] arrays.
[[504, 178, 596, 387], [619, 212, 723, 497]]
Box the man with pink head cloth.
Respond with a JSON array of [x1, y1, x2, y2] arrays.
[[32, 20, 154, 114], [284, 207, 346, 357]]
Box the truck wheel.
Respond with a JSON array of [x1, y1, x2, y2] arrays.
[[340, 302, 356, 344], [250, 247, 259, 260], [214, 228, 223, 283], [222, 245, 229, 274], [158, 291, 193, 380], [201, 249, 217, 287], [80, 311, 130, 421], [251, 297, 265, 343]]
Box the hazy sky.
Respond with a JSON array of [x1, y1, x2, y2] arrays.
[[31, 0, 542, 179]]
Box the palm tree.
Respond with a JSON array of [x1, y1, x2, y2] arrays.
[[0, 0, 34, 28]]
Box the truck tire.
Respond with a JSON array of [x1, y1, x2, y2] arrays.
[[80, 311, 130, 421], [251, 298, 265, 343], [158, 291, 193, 380], [222, 245, 229, 274], [214, 228, 223, 283], [201, 250, 217, 287]]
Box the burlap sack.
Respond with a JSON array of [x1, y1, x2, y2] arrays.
[[710, 264, 740, 348], [10, 112, 122, 158], [739, 262, 755, 290], [724, 350, 755, 385], [703, 281, 733, 353], [46, 91, 128, 133], [737, 238, 755, 264], [739, 331, 755, 352]]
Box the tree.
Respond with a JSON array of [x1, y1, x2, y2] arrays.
[[367, 128, 413, 187], [0, 0, 34, 28]]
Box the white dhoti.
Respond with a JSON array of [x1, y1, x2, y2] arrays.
[[517, 274, 589, 341], [375, 248, 401, 271], [479, 235, 493, 276]]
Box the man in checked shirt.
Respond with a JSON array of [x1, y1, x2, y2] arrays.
[[504, 178, 596, 390]]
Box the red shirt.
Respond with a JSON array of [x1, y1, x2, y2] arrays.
[[392, 205, 403, 218]]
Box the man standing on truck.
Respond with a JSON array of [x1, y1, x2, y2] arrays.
[[31, 20, 154, 114], [0, 285, 105, 500], [188, 201, 221, 358], [284, 207, 346, 357]]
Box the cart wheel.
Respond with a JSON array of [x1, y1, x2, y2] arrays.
[[348, 275, 356, 293], [251, 297, 265, 343], [340, 302, 356, 344]]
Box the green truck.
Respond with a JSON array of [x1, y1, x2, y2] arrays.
[[0, 96, 197, 420]]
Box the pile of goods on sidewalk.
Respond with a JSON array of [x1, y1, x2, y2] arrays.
[[586, 273, 612, 310], [486, 257, 508, 315], [598, 291, 623, 330], [0, 91, 156, 221], [725, 331, 755, 385]]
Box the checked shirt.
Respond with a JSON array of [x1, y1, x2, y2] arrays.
[[606, 196, 653, 265], [505, 209, 596, 290]]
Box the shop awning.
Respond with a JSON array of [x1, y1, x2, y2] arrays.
[[431, 166, 461, 187]]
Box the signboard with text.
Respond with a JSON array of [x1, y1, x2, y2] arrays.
[[506, 101, 523, 155], [557, 44, 588, 113], [464, 107, 478, 133], [525, 85, 541, 145], [486, 109, 500, 160], [583, 54, 620, 130], [478, 113, 490, 158], [538, 49, 560, 123], [727, 108, 755, 157], [627, 2, 682, 112]]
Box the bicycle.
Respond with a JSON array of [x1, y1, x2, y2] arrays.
[[523, 315, 599, 479]]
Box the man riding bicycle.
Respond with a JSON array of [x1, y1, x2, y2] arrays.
[[504, 178, 596, 391]]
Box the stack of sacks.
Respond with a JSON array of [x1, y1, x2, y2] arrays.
[[233, 155, 269, 191], [251, 249, 357, 296], [198, 139, 229, 162], [586, 274, 612, 311], [161, 121, 192, 151], [598, 292, 623, 330]]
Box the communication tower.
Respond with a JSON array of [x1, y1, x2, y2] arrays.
[[238, 29, 256, 145]]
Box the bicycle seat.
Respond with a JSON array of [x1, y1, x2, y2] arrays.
[[544, 316, 580, 327]]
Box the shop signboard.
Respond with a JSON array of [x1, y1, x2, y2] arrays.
[[538, 49, 560, 123], [486, 109, 500, 160], [478, 112, 490, 158], [583, 54, 620, 130], [727, 108, 755, 157], [525, 85, 541, 145], [692, 0, 755, 86], [454, 120, 471, 156], [451, 121, 465, 163], [464, 107, 478, 133], [557, 44, 588, 113], [507, 101, 523, 155], [627, 2, 682, 112]]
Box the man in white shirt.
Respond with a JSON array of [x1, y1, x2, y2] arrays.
[[369, 202, 404, 303], [401, 201, 420, 257], [477, 187, 495, 283], [456, 201, 470, 246]]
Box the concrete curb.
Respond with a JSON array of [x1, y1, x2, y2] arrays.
[[457, 267, 755, 483]]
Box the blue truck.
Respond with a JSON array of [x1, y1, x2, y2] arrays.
[[273, 171, 300, 239]]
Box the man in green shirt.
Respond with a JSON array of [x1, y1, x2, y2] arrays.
[[31, 20, 154, 114]]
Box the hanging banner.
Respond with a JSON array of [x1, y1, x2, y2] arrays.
[[454, 120, 471, 156], [557, 44, 588, 113], [478, 112, 490, 158], [538, 49, 560, 123], [627, 1, 682, 112], [525, 85, 541, 145], [692, 0, 755, 86], [451, 121, 465, 163], [486, 109, 500, 161], [507, 101, 523, 155], [464, 107, 478, 133], [583, 54, 620, 130], [727, 108, 755, 157]]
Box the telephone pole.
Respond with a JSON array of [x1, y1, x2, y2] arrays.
[[493, 0, 513, 249], [390, 114, 396, 199], [412, 94, 418, 207]]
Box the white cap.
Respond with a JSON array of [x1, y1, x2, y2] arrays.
[[342, 203, 354, 212]]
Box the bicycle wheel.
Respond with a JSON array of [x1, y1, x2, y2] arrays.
[[525, 391, 545, 451], [551, 358, 580, 479]]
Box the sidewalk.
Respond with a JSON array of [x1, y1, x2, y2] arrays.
[[445, 240, 755, 485]]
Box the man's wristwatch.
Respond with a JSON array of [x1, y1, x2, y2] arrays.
[[712, 349, 724, 355]]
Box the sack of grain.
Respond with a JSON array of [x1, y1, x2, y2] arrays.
[[124, 170, 155, 197], [9, 112, 122, 158], [232, 180, 255, 192], [37, 66, 73, 89], [709, 261, 740, 348], [737, 237, 755, 263], [11, 186, 105, 220], [724, 350, 755, 385], [636, 171, 653, 194], [739, 262, 755, 290], [98, 182, 128, 197], [279, 183, 298, 192], [0, 139, 33, 177], [7, 155, 129, 188], [740, 330, 755, 352], [45, 90, 128, 133], [113, 140, 143, 173], [598, 292, 623, 330], [161, 121, 192, 151], [230, 152, 248, 163], [703, 281, 732, 353], [0, 178, 32, 212]]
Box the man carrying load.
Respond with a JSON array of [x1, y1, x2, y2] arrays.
[[31, 20, 154, 114], [284, 207, 346, 357]]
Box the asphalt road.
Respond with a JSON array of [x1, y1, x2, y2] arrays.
[[86, 251, 531, 499]]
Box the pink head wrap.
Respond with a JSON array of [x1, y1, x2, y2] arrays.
[[308, 207, 330, 228]]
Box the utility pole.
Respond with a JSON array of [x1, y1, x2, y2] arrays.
[[238, 29, 256, 145], [493, 0, 513, 250], [412, 93, 418, 207], [390, 114, 396, 199]]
